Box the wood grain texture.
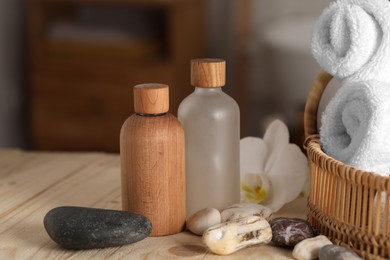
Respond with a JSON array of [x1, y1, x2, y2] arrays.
[[133, 84, 169, 115], [190, 59, 226, 87], [120, 113, 185, 236], [0, 149, 306, 259]]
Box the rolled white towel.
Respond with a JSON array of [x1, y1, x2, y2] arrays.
[[312, 0, 390, 82], [320, 80, 390, 176]]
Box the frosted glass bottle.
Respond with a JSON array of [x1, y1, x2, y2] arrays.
[[178, 59, 240, 217]]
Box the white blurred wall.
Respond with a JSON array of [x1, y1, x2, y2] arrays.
[[0, 0, 25, 148], [252, 0, 331, 31], [245, 0, 331, 135]]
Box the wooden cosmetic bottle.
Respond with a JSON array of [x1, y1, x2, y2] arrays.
[[120, 83, 185, 236]]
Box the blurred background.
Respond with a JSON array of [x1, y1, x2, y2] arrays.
[[1, 0, 330, 152]]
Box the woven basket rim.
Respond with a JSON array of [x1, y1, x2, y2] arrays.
[[304, 71, 390, 184], [306, 136, 390, 191]]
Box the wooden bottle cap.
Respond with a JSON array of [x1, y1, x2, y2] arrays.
[[191, 58, 226, 87], [133, 83, 169, 114]]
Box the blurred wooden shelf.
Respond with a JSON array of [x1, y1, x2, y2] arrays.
[[46, 38, 161, 62], [26, 0, 205, 152]]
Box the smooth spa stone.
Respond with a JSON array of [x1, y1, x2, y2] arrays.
[[292, 235, 333, 260], [202, 216, 272, 255], [44, 206, 152, 249], [186, 208, 221, 235], [270, 217, 315, 247], [319, 244, 362, 260], [220, 202, 273, 222]]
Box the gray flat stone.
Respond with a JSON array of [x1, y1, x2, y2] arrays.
[[44, 206, 152, 249], [319, 244, 362, 260]]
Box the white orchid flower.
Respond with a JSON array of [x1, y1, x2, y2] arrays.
[[240, 119, 308, 212]]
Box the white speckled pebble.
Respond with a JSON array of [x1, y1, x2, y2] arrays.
[[202, 216, 272, 255], [186, 208, 221, 235], [292, 235, 333, 260], [221, 202, 273, 222]]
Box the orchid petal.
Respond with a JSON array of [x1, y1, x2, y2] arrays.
[[263, 143, 308, 212], [263, 120, 290, 173], [240, 137, 267, 174], [239, 120, 308, 213]]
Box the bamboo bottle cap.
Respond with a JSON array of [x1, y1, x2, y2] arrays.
[[191, 58, 226, 88], [133, 83, 169, 115]]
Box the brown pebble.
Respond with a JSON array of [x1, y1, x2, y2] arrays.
[[270, 217, 315, 247]]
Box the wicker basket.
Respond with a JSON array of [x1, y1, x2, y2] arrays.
[[304, 71, 390, 259]]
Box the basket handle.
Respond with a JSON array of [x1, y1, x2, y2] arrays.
[[304, 70, 333, 139]]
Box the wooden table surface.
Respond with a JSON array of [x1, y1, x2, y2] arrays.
[[0, 149, 307, 259]]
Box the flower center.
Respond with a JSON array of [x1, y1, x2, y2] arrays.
[[240, 173, 270, 203]]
